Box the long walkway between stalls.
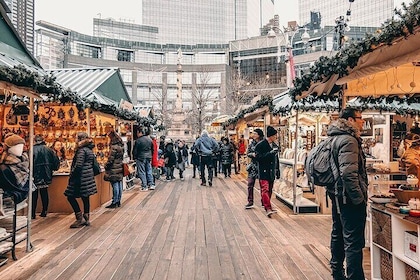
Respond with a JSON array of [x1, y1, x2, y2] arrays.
[[0, 168, 371, 279]]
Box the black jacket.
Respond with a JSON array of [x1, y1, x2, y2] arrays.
[[327, 118, 368, 205], [255, 139, 280, 181], [33, 141, 60, 186], [64, 139, 97, 198], [133, 135, 153, 160], [104, 137, 124, 183]]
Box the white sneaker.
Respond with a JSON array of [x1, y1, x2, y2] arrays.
[[266, 210, 276, 218], [149, 185, 156, 190]]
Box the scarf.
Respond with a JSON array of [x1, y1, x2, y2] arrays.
[[3, 152, 29, 188]]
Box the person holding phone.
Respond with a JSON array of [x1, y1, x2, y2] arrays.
[[254, 126, 280, 218]]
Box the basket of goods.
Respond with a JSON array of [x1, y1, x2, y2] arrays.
[[392, 188, 420, 204]]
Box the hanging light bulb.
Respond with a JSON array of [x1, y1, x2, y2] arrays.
[[410, 81, 417, 88]]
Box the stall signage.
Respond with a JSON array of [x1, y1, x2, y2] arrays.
[[119, 99, 134, 111]]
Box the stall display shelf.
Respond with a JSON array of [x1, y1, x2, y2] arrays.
[[370, 205, 420, 279], [274, 191, 319, 213]]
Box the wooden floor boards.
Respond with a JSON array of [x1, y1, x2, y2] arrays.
[[0, 169, 371, 279]]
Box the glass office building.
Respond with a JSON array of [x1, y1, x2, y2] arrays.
[[3, 0, 34, 53], [142, 0, 275, 45], [299, 0, 394, 28]]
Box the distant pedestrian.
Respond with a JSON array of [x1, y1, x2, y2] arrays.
[[190, 137, 200, 178], [64, 132, 98, 228], [237, 135, 246, 173], [104, 130, 124, 208], [220, 137, 234, 178], [132, 128, 155, 191], [176, 140, 188, 180], [194, 130, 219, 186], [151, 135, 160, 182], [254, 126, 280, 218], [32, 135, 60, 218], [163, 138, 176, 181], [245, 129, 264, 209]]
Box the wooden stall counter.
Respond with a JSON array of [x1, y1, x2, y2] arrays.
[[35, 171, 112, 214]]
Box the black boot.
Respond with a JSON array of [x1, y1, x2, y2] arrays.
[[83, 213, 90, 226], [70, 212, 85, 228], [105, 203, 117, 208]]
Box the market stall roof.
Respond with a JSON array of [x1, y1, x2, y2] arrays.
[[347, 96, 420, 115], [211, 114, 233, 126], [273, 92, 338, 115], [48, 67, 132, 105]]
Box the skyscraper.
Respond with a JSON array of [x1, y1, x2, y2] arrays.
[[3, 0, 34, 53], [142, 0, 275, 45], [298, 0, 394, 28]]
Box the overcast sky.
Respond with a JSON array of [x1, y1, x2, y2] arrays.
[[34, 0, 408, 36]]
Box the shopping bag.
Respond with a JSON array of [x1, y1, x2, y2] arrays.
[[123, 163, 130, 177]]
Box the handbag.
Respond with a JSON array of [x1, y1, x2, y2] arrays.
[[93, 156, 101, 176], [123, 163, 130, 177]]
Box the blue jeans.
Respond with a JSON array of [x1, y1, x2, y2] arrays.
[[111, 181, 123, 204], [136, 159, 154, 188]]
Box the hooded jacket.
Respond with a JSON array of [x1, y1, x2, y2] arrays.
[[194, 132, 219, 156], [64, 138, 97, 198], [327, 118, 368, 205]]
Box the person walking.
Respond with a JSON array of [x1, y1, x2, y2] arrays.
[[104, 130, 124, 208], [132, 128, 155, 191], [163, 138, 176, 181], [190, 137, 200, 179], [254, 126, 280, 218], [325, 108, 368, 280], [220, 137, 234, 178], [245, 128, 264, 209], [32, 135, 60, 218], [175, 140, 188, 180], [194, 130, 219, 186], [64, 132, 98, 228], [237, 135, 246, 173], [151, 134, 160, 182]]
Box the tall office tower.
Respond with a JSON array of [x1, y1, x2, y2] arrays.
[[142, 0, 275, 45], [298, 0, 394, 28], [3, 0, 34, 53]]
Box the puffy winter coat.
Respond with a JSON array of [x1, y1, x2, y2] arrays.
[[255, 139, 280, 181], [220, 142, 233, 165], [64, 139, 97, 198], [33, 140, 60, 186], [194, 133, 219, 156], [164, 143, 177, 167], [327, 118, 368, 205], [246, 139, 260, 179], [151, 138, 159, 167], [104, 136, 124, 183]]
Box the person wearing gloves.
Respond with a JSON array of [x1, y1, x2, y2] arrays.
[[0, 134, 30, 204], [254, 126, 280, 218], [64, 132, 98, 228], [32, 135, 60, 218]]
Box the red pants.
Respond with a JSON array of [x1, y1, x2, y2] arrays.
[[259, 179, 274, 211]]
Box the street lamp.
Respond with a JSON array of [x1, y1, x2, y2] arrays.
[[268, 26, 310, 88]]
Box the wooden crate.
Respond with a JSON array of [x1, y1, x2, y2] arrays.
[[372, 209, 392, 251]]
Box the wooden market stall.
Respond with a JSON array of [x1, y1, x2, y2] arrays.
[[287, 2, 420, 278]]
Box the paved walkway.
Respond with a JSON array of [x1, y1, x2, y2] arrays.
[[0, 168, 370, 279]]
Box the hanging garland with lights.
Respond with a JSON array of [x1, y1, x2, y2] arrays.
[[0, 65, 155, 123], [272, 95, 339, 116], [222, 95, 273, 129], [347, 95, 420, 116], [290, 0, 420, 101]]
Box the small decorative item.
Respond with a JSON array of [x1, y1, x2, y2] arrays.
[[68, 107, 75, 119]]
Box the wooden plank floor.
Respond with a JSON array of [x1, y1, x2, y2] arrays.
[[0, 168, 371, 280]]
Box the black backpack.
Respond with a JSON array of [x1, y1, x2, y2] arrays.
[[305, 137, 339, 192]]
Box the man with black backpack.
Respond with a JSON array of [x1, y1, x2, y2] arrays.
[[325, 108, 368, 280]]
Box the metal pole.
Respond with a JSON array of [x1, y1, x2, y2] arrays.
[[292, 111, 299, 214], [26, 96, 34, 252]]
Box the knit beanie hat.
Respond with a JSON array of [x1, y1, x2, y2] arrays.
[[4, 133, 25, 147], [254, 128, 264, 138], [266, 126, 277, 137]]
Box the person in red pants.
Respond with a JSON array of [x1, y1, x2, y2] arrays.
[[254, 126, 280, 218]]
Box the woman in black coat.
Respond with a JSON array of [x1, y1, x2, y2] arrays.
[[163, 139, 177, 180], [64, 132, 98, 228], [220, 137, 234, 177], [104, 130, 124, 208]]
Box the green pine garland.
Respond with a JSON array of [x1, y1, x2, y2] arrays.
[[290, 0, 420, 101]]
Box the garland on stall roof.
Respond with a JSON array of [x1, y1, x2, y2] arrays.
[[290, 0, 420, 101], [272, 95, 339, 116], [347, 95, 420, 117], [222, 95, 273, 129]]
